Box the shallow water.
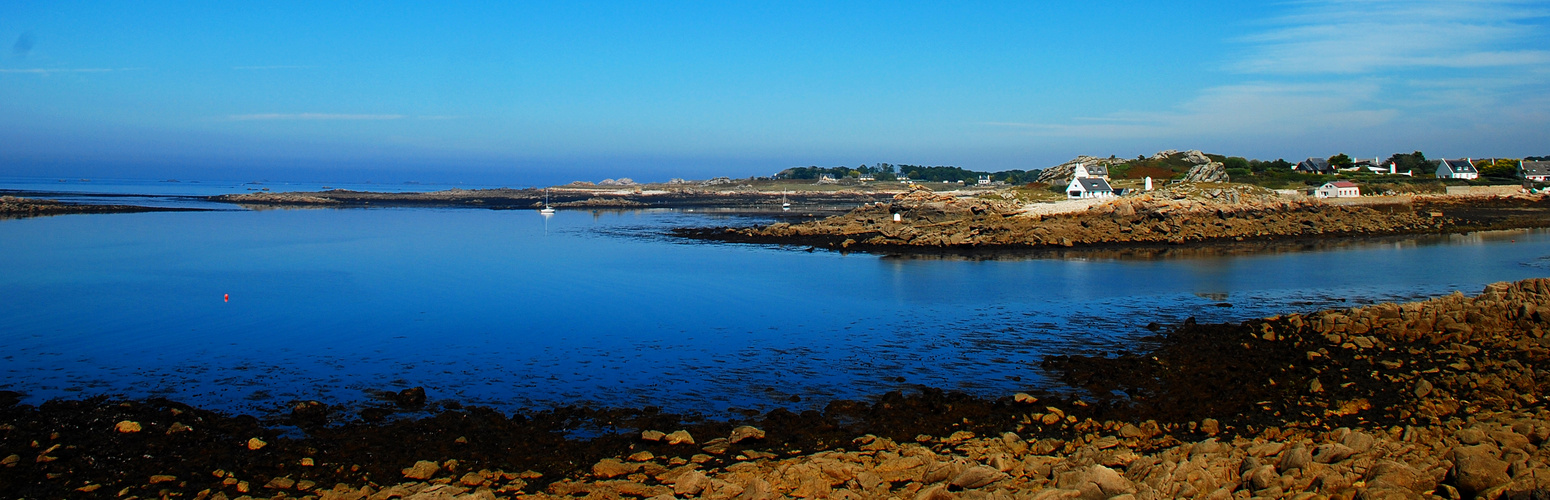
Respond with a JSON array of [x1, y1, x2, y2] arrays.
[[2, 207, 1548, 417]]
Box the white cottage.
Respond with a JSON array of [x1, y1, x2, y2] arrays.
[[1435, 159, 1478, 179], [1067, 177, 1115, 199], [1072, 162, 1110, 180], [1315, 181, 1360, 198]]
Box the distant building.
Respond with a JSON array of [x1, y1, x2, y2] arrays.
[[1434, 159, 1478, 179], [858, 174, 875, 182], [1520, 160, 1550, 182], [977, 175, 992, 185], [1066, 177, 1116, 199], [1315, 181, 1360, 198], [1294, 157, 1335, 174], [1072, 163, 1109, 180]]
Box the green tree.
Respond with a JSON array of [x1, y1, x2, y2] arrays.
[[1477, 158, 1519, 179], [1385, 151, 1429, 176], [1328, 153, 1354, 170]]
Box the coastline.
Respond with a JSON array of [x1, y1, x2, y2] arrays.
[[0, 195, 212, 219], [682, 186, 1550, 255], [4, 279, 1549, 498]]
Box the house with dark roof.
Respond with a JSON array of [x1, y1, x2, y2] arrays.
[[1066, 177, 1115, 199], [1295, 157, 1334, 174], [1434, 159, 1478, 179], [1315, 181, 1360, 198], [1521, 160, 1550, 182]]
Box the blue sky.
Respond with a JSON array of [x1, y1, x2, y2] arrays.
[[1, 1, 1546, 184]]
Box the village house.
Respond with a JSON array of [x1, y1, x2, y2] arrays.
[[977, 175, 992, 185], [1434, 159, 1478, 179], [1521, 160, 1550, 182], [1315, 181, 1360, 198], [1066, 177, 1115, 200], [1072, 162, 1109, 180], [1295, 157, 1335, 174]]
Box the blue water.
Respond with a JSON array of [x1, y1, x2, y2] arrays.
[[0, 176, 520, 210], [2, 207, 1549, 417]]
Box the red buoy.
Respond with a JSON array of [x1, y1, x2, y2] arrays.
[[224, 293, 229, 302]]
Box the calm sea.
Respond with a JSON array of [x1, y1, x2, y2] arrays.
[[3, 195, 1549, 417]]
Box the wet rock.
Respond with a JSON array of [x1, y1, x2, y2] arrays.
[[246, 437, 267, 450], [394, 387, 427, 409], [642, 430, 666, 442], [115, 420, 142, 433], [592, 458, 640, 478]]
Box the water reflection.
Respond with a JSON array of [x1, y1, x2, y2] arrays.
[[1, 209, 1548, 417]]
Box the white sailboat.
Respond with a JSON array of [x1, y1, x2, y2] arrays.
[[781, 189, 791, 211], [540, 188, 556, 215]]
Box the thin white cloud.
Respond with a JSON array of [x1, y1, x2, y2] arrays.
[[0, 67, 141, 74], [1007, 0, 1550, 142], [228, 113, 406, 121], [992, 82, 1397, 139], [1236, 0, 1550, 74], [232, 65, 316, 70]]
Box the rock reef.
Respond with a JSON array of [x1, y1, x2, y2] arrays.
[[692, 187, 1550, 252]]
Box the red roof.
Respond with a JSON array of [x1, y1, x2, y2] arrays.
[[1330, 181, 1358, 188]]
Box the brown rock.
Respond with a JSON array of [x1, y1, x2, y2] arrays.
[[641, 430, 667, 442], [263, 476, 295, 490], [115, 421, 142, 433], [1452, 444, 1510, 497], [149, 475, 177, 484], [246, 437, 267, 450], [592, 458, 639, 478], [949, 465, 1003, 489], [729, 425, 766, 444], [666, 430, 695, 445], [672, 470, 708, 495], [403, 460, 441, 480]]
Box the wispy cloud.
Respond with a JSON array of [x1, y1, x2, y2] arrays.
[[0, 67, 141, 74], [992, 82, 1396, 139], [1236, 0, 1550, 74], [1009, 0, 1550, 143], [228, 113, 406, 121], [232, 65, 316, 70]]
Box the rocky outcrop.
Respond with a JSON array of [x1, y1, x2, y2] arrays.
[[726, 188, 1444, 249], [0, 196, 204, 218], [1183, 161, 1229, 182], [1035, 156, 1127, 185]]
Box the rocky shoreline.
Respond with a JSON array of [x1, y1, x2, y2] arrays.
[[6, 279, 1550, 498], [0, 196, 209, 219], [681, 186, 1550, 254], [208, 188, 892, 214]]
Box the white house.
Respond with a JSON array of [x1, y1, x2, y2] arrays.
[[977, 175, 992, 185], [1520, 160, 1550, 182], [1067, 177, 1116, 199], [1072, 162, 1110, 180], [1315, 181, 1360, 198], [1435, 159, 1478, 179]]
